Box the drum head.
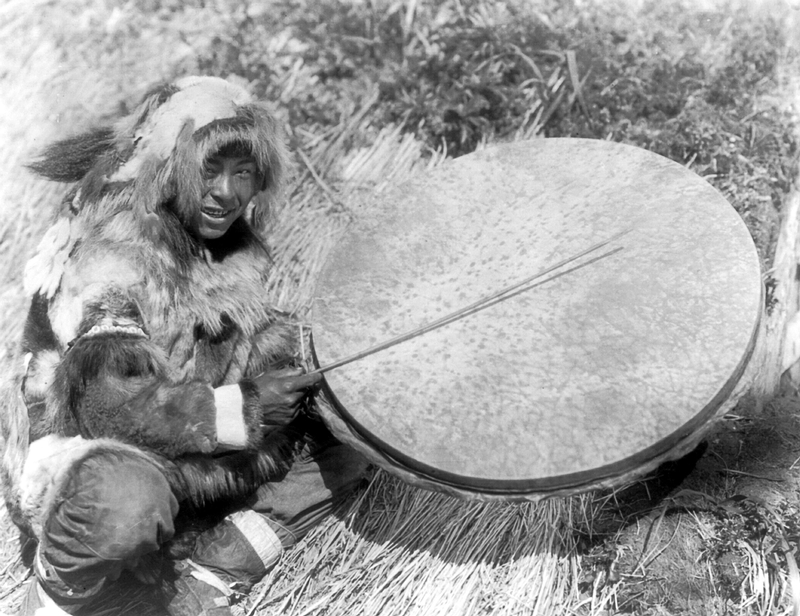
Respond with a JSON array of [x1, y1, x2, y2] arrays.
[[311, 138, 761, 499]]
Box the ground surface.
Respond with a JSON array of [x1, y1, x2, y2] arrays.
[[576, 393, 800, 614], [1, 1, 800, 615]]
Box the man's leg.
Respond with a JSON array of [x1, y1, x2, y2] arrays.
[[180, 423, 369, 607], [161, 509, 283, 616], [25, 450, 177, 615], [246, 422, 370, 549]]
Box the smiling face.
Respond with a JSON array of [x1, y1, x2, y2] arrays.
[[189, 149, 262, 240]]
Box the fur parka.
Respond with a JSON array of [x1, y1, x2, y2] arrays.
[[1, 76, 303, 539]]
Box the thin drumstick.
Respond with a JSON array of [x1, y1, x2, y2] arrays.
[[310, 230, 630, 375], [426, 245, 624, 332]]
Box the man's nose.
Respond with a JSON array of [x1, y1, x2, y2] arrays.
[[209, 172, 235, 202]]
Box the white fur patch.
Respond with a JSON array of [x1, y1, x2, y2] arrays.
[[48, 291, 85, 346], [23, 218, 73, 299], [20, 435, 84, 537], [214, 385, 247, 449]]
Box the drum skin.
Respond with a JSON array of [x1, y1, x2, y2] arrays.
[[311, 138, 762, 500]]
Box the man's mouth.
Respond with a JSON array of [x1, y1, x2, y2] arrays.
[[201, 206, 234, 220]]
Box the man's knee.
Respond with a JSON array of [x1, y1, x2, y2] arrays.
[[249, 437, 370, 548], [192, 510, 283, 591], [314, 441, 371, 493], [40, 450, 178, 600]]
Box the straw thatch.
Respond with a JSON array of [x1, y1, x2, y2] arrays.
[[247, 473, 581, 616], [0, 2, 797, 616]]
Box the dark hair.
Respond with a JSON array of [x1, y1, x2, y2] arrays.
[[207, 140, 258, 165], [193, 117, 276, 191]]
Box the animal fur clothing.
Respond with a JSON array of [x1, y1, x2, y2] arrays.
[[1, 76, 305, 541]]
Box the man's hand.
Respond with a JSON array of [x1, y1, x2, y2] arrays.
[[251, 368, 322, 430]]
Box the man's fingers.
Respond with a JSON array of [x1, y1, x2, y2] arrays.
[[280, 372, 322, 392], [267, 367, 304, 378], [294, 372, 323, 389]]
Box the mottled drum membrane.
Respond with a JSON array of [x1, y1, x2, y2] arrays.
[[311, 138, 762, 499]]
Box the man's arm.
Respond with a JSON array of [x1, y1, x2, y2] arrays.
[[23, 283, 273, 456], [59, 329, 223, 456]]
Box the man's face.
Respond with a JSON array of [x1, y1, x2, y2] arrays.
[[189, 153, 261, 240]]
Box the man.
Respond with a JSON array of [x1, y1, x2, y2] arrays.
[[1, 76, 368, 615]]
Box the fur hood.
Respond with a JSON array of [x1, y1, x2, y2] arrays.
[[28, 76, 290, 241], [25, 76, 295, 338]]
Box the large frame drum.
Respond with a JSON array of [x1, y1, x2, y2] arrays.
[[311, 138, 762, 500]]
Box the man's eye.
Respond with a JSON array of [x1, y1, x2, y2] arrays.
[[204, 165, 222, 178]]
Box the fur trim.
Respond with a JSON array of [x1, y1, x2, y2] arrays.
[[23, 348, 59, 402], [23, 218, 75, 299], [53, 333, 165, 424], [23, 349, 60, 439], [239, 380, 266, 447], [168, 430, 293, 508], [27, 127, 117, 183], [56, 203, 283, 345], [246, 316, 299, 374], [22, 294, 61, 356]]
